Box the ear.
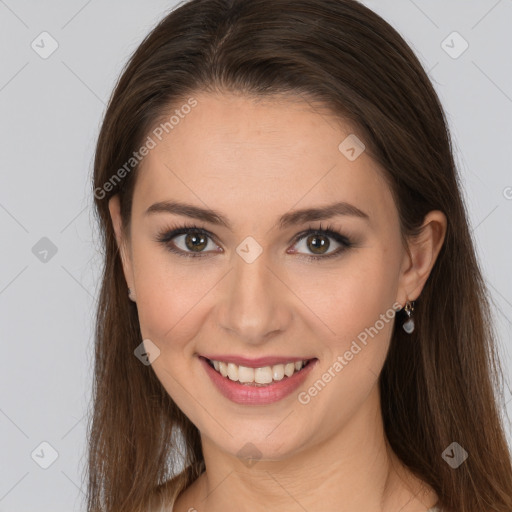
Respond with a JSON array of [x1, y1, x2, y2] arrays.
[[396, 210, 447, 306], [108, 194, 135, 294]]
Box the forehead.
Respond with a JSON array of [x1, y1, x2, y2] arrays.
[[133, 92, 396, 229]]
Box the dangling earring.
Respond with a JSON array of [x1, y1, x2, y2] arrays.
[[402, 300, 415, 333], [128, 287, 135, 302]]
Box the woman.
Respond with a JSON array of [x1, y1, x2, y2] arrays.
[[88, 1, 512, 511]]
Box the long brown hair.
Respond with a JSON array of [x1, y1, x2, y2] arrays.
[[88, 1, 512, 510]]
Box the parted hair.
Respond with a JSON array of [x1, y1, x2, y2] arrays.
[[88, 1, 512, 511]]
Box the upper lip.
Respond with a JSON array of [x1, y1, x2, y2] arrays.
[[200, 354, 316, 368]]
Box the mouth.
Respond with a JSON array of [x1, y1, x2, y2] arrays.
[[200, 356, 317, 387]]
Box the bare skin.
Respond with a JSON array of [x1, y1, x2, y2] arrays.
[[109, 92, 446, 512]]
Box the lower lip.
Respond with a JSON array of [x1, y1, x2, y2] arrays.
[[199, 356, 318, 405]]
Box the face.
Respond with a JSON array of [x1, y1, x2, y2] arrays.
[[109, 92, 426, 462]]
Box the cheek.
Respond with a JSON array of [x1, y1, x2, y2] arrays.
[[297, 246, 398, 333], [293, 243, 400, 381], [130, 244, 213, 350], [131, 249, 211, 413], [293, 256, 400, 431]]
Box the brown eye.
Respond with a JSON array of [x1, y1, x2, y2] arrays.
[[305, 234, 330, 254], [156, 224, 352, 261], [293, 231, 342, 257], [155, 225, 221, 257], [289, 225, 352, 261], [184, 231, 208, 252]]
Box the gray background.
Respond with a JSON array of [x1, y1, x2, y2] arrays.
[[1, 1, 511, 510]]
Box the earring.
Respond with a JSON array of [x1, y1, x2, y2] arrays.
[[128, 287, 135, 301], [402, 300, 415, 334]]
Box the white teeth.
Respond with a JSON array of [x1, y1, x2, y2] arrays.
[[272, 364, 285, 381], [227, 363, 238, 381], [238, 365, 254, 383], [219, 361, 228, 377], [254, 367, 273, 384], [208, 358, 308, 384], [284, 362, 295, 377]]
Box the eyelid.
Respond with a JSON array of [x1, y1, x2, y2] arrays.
[[290, 224, 351, 246], [154, 224, 221, 258], [154, 222, 353, 260], [287, 223, 352, 261]]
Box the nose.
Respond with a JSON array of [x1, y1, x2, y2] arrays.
[[216, 248, 292, 345]]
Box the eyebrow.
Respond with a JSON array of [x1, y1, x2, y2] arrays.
[[145, 200, 369, 230]]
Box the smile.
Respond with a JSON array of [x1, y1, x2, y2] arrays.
[[199, 356, 318, 405], [207, 358, 312, 385]]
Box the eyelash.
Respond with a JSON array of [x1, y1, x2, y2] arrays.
[[154, 222, 353, 262]]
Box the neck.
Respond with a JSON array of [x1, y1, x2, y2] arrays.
[[176, 385, 436, 512]]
